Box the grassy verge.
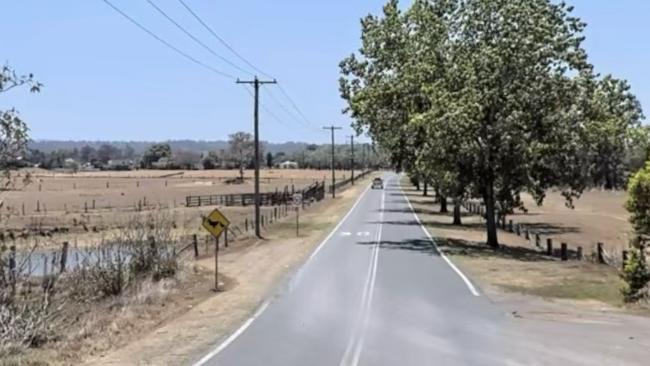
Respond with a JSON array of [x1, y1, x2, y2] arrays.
[[399, 176, 642, 310]]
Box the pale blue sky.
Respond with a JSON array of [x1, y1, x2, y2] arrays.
[[1, 0, 648, 143]]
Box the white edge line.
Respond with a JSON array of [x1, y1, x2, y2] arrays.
[[192, 184, 373, 366], [399, 179, 481, 297]]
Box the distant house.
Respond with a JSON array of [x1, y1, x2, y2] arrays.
[[107, 159, 134, 171], [278, 161, 299, 169], [64, 158, 79, 170]]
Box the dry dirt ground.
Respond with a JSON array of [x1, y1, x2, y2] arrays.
[[80, 175, 377, 366], [402, 179, 648, 312], [511, 189, 631, 256]]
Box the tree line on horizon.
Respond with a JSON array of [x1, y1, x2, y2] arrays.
[[16, 133, 388, 173]]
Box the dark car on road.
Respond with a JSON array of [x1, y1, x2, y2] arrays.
[[371, 177, 384, 189]]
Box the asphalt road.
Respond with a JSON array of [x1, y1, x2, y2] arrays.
[[193, 173, 514, 366]]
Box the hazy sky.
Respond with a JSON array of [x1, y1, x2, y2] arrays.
[[2, 0, 648, 143]]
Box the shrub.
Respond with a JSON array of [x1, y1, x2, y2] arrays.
[[621, 246, 650, 303], [623, 162, 650, 302]]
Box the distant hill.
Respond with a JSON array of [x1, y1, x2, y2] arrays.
[[28, 140, 314, 154]]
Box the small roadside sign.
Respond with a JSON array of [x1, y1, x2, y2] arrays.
[[202, 208, 230, 238], [292, 193, 302, 207]]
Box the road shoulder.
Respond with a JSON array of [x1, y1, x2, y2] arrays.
[[85, 177, 376, 366]]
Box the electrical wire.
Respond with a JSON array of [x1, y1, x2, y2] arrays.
[[100, 0, 236, 79], [144, 0, 254, 77], [176, 0, 275, 80]]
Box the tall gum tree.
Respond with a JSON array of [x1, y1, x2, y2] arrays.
[[341, 0, 610, 248]]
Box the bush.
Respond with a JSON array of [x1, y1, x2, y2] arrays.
[[621, 246, 650, 303], [68, 213, 180, 301], [623, 162, 650, 302]]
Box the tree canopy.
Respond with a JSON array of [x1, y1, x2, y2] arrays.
[[340, 0, 645, 247]]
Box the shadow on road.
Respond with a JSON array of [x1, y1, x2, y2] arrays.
[[366, 220, 485, 231], [356, 238, 441, 255]]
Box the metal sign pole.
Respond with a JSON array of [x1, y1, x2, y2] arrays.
[[214, 233, 220, 291]]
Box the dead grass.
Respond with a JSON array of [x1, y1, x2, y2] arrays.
[[400, 177, 642, 311]]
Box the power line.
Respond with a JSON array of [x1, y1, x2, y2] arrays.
[[263, 88, 319, 132], [144, 0, 254, 77], [276, 83, 315, 127], [99, 0, 235, 79], [240, 86, 291, 128], [175, 0, 319, 129], [176, 0, 274, 79]]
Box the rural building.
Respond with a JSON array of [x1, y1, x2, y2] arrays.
[[278, 161, 299, 169], [106, 159, 135, 171]]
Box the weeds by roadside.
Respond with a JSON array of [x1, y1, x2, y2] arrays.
[[0, 212, 185, 360]]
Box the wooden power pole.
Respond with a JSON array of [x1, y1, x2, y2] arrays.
[[237, 76, 277, 238], [323, 125, 342, 198], [348, 135, 355, 185]]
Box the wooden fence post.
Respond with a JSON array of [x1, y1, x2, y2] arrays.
[[60, 242, 69, 273], [36, 200, 40, 213], [524, 229, 530, 241], [577, 246, 583, 260], [84, 201, 88, 213], [245, 218, 249, 232], [622, 250, 628, 270], [508, 220, 513, 233], [193, 234, 199, 258], [535, 234, 541, 248], [546, 238, 553, 256], [515, 224, 521, 236], [224, 229, 228, 248], [561, 243, 568, 261], [597, 242, 605, 264]]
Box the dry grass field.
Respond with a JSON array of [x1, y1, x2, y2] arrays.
[[511, 189, 631, 256], [0, 168, 354, 248]]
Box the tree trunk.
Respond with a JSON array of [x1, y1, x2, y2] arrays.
[[440, 195, 448, 213], [485, 182, 499, 248], [453, 198, 462, 226], [423, 182, 428, 196]]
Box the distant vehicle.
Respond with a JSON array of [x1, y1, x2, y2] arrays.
[[371, 177, 384, 189]]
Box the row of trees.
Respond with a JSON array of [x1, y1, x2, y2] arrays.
[[340, 0, 646, 248]]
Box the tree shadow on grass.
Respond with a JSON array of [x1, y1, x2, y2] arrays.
[[435, 237, 554, 263]]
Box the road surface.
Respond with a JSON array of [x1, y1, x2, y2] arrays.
[[192, 173, 649, 366]]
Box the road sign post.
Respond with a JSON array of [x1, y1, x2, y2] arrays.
[[293, 193, 302, 237], [202, 208, 230, 291]]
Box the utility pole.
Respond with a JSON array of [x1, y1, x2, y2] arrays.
[[323, 125, 342, 198], [237, 76, 277, 238], [347, 135, 355, 185]]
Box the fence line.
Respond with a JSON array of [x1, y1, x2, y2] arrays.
[[461, 200, 631, 270]]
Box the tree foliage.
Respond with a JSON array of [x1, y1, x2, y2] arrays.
[[1, 64, 41, 188], [340, 0, 643, 248], [141, 143, 172, 169], [623, 163, 650, 302]]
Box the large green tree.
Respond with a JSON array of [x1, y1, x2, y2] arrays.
[[584, 76, 644, 189], [341, 0, 601, 248]]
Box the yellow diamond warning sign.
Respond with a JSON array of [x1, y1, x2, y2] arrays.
[[202, 208, 230, 238]]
